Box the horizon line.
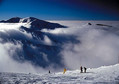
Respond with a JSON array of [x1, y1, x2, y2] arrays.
[[0, 17, 119, 21]]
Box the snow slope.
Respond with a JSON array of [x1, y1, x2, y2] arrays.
[[0, 64, 119, 84]]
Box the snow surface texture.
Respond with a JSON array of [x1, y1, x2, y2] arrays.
[[0, 64, 119, 84], [0, 17, 119, 73]]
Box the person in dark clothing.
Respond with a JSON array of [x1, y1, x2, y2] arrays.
[[84, 67, 87, 73], [49, 70, 51, 74], [80, 66, 83, 73]]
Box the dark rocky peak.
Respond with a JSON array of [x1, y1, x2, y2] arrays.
[[7, 17, 21, 23], [0, 17, 21, 23], [20, 17, 67, 29]]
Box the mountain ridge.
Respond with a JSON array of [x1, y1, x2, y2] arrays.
[[0, 17, 67, 30]]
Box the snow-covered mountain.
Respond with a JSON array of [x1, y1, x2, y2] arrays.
[[0, 17, 69, 71], [0, 17, 67, 30], [0, 17, 119, 74], [0, 64, 119, 84], [0, 17, 119, 83]]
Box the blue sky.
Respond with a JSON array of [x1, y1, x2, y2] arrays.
[[0, 0, 119, 20]]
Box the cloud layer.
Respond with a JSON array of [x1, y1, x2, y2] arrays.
[[0, 21, 119, 73]]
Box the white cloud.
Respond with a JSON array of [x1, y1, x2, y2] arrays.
[[0, 42, 48, 73], [0, 21, 119, 73], [59, 21, 119, 69]]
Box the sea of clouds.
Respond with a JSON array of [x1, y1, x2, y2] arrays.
[[48, 21, 119, 69], [0, 21, 119, 73]]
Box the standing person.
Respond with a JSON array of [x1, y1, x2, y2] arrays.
[[49, 70, 51, 74], [63, 68, 67, 74], [84, 67, 87, 73], [80, 66, 83, 73]]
